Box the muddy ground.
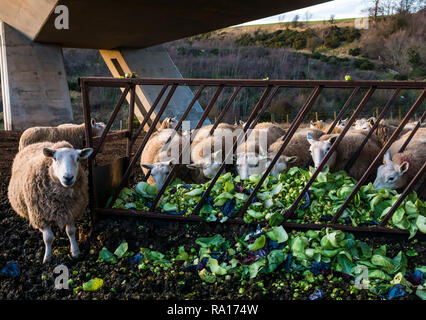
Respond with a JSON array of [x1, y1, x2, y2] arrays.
[[0, 130, 424, 300]]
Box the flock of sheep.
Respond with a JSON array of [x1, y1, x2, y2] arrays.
[[6, 113, 425, 263], [141, 116, 425, 197]]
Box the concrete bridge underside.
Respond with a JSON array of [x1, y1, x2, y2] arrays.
[[0, 0, 328, 130]]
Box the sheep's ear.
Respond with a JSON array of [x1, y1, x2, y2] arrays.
[[141, 164, 154, 170], [79, 148, 93, 159], [383, 151, 392, 164], [286, 156, 297, 163], [399, 161, 409, 174], [307, 132, 315, 144], [91, 118, 96, 127], [310, 120, 314, 125], [43, 148, 56, 158], [328, 136, 337, 145]]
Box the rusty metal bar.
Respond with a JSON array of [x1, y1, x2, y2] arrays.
[[191, 86, 281, 217], [284, 86, 377, 220], [128, 84, 168, 151], [209, 86, 242, 135], [80, 77, 426, 89], [330, 88, 426, 224], [126, 85, 136, 158], [108, 85, 178, 208], [94, 208, 415, 236], [344, 88, 400, 171], [151, 86, 240, 210], [81, 81, 96, 218], [238, 86, 323, 218], [91, 85, 131, 159], [326, 87, 360, 134], [398, 110, 426, 153], [379, 162, 425, 227]]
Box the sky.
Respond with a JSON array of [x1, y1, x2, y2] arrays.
[[238, 0, 368, 26]]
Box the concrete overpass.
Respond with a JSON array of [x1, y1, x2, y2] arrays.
[[0, 0, 329, 130]]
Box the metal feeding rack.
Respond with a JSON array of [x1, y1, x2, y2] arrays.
[[79, 77, 425, 235]]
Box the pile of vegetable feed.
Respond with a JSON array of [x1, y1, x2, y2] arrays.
[[82, 227, 425, 300], [112, 167, 426, 237]]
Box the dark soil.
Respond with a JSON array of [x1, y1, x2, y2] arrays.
[[0, 130, 424, 300]]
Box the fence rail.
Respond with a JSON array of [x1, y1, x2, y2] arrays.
[[80, 77, 426, 235]]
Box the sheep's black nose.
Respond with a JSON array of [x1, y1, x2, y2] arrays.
[[64, 175, 74, 182]]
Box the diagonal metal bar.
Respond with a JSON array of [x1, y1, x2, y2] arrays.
[[238, 86, 323, 218], [344, 88, 400, 172], [398, 110, 426, 153], [150, 86, 240, 210], [326, 87, 360, 134], [107, 85, 178, 208], [284, 86, 376, 220], [128, 84, 168, 151], [379, 162, 425, 227], [190, 86, 281, 217], [126, 85, 136, 158], [91, 85, 131, 159], [330, 88, 426, 223]]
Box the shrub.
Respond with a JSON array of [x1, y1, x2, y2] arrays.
[[354, 59, 374, 70], [348, 48, 361, 56], [393, 73, 408, 80]]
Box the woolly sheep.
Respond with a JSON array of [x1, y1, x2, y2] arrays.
[[8, 141, 93, 263], [188, 124, 237, 182], [158, 117, 179, 131], [307, 131, 382, 180], [19, 118, 105, 151], [236, 123, 288, 179], [311, 119, 348, 134], [374, 128, 425, 198], [269, 128, 325, 169], [140, 128, 189, 190]]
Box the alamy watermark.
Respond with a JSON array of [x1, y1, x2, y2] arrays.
[[54, 5, 69, 30]]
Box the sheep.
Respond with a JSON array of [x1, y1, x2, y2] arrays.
[[140, 128, 189, 190], [158, 117, 179, 131], [307, 131, 382, 180], [353, 118, 412, 147], [19, 118, 105, 151], [188, 124, 237, 182], [268, 128, 325, 169], [374, 128, 425, 198], [235, 122, 289, 179], [8, 141, 93, 263], [311, 119, 348, 134]]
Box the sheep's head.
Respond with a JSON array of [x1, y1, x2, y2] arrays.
[[307, 133, 337, 170], [187, 150, 223, 179], [337, 118, 348, 129], [43, 147, 93, 188], [354, 117, 375, 131], [162, 117, 179, 129], [310, 120, 324, 129], [91, 118, 106, 136], [141, 160, 173, 191], [373, 151, 409, 190], [266, 154, 297, 177]]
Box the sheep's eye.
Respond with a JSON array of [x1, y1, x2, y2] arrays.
[[388, 177, 394, 182]]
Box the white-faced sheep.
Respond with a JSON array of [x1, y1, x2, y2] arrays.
[[311, 119, 348, 134], [235, 122, 290, 179], [19, 118, 105, 151], [8, 141, 93, 263], [307, 131, 382, 180], [268, 128, 324, 169], [188, 124, 237, 182], [140, 128, 189, 190], [374, 128, 425, 198]]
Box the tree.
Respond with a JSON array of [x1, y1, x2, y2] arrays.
[[304, 11, 313, 23], [292, 15, 299, 28], [329, 14, 335, 24]]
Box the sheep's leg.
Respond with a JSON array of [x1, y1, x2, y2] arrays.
[[41, 226, 54, 263], [65, 224, 80, 258]]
